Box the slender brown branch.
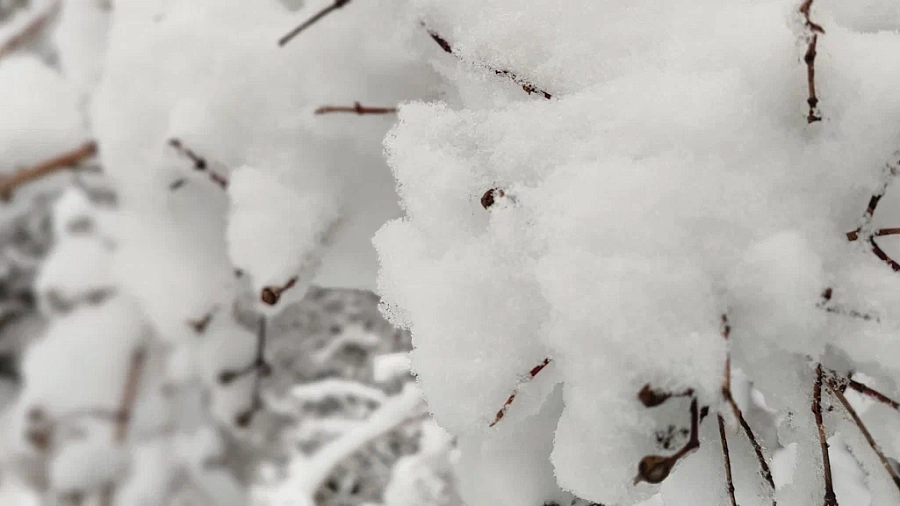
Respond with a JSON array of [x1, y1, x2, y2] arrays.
[[261, 276, 298, 306], [719, 314, 776, 502], [278, 0, 351, 46], [844, 378, 900, 412], [847, 228, 900, 241], [718, 415, 738, 506], [817, 288, 879, 322], [167, 138, 228, 189], [233, 317, 271, 427], [315, 102, 398, 115], [814, 364, 839, 506], [0, 141, 97, 201], [846, 162, 900, 271], [489, 358, 551, 427], [99, 347, 148, 506], [799, 0, 825, 123], [634, 398, 700, 485], [425, 28, 553, 100], [825, 378, 900, 492], [0, 0, 61, 59]]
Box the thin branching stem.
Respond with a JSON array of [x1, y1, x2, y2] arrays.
[[0, 141, 97, 201], [315, 102, 398, 115], [278, 0, 351, 46], [814, 364, 839, 506], [825, 378, 900, 492], [718, 414, 738, 506]]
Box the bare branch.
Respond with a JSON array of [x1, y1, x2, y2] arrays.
[[167, 138, 228, 190], [489, 358, 551, 427], [0, 0, 61, 60], [0, 141, 97, 201], [814, 364, 839, 506], [315, 102, 398, 115], [718, 414, 738, 506], [720, 314, 776, 503], [425, 28, 553, 100], [233, 317, 271, 428], [278, 0, 351, 47], [799, 0, 825, 123], [825, 378, 900, 492]]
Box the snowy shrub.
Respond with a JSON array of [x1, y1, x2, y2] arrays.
[[374, 0, 900, 505]]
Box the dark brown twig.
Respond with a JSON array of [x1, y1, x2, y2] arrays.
[[489, 358, 551, 427], [315, 102, 398, 115], [825, 377, 900, 492], [718, 415, 738, 506], [278, 0, 351, 47], [261, 276, 298, 306], [817, 288, 879, 322], [846, 161, 900, 271], [425, 29, 553, 100], [167, 138, 228, 190], [100, 347, 148, 506], [720, 314, 777, 502], [233, 318, 271, 427], [634, 398, 700, 485], [814, 364, 839, 506], [799, 0, 825, 123], [0, 141, 97, 201], [844, 377, 900, 412], [0, 0, 61, 59]]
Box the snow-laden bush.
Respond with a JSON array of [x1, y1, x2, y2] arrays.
[[375, 0, 900, 505]]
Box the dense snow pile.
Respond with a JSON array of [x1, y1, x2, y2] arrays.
[[375, 0, 900, 505]]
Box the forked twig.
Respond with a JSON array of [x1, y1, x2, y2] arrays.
[[825, 377, 900, 492], [720, 315, 777, 502], [233, 317, 271, 427], [167, 138, 228, 190], [0, 141, 97, 201]]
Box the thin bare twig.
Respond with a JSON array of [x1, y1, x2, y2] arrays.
[[799, 0, 825, 123], [425, 28, 553, 100], [0, 141, 97, 201], [489, 358, 551, 427], [718, 415, 738, 506], [817, 288, 879, 322], [844, 377, 900, 412], [0, 0, 61, 59], [233, 317, 271, 427], [720, 314, 776, 503], [315, 102, 398, 115], [814, 364, 839, 506], [825, 378, 900, 492], [278, 0, 351, 46], [846, 161, 900, 271], [100, 347, 148, 506], [167, 138, 228, 190]]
